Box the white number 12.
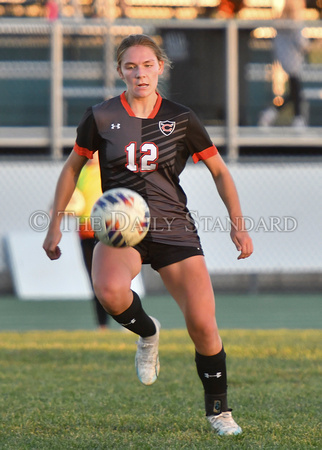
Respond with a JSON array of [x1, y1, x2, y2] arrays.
[[125, 142, 159, 172]]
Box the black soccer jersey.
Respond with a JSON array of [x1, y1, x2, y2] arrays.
[[74, 92, 217, 247]]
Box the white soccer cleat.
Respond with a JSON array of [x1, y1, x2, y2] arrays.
[[135, 317, 161, 386], [207, 411, 242, 436]]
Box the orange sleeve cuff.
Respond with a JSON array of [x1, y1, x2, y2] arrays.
[[192, 145, 218, 163], [73, 142, 94, 159]]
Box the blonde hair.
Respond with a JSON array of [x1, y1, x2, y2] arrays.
[[116, 34, 171, 70]]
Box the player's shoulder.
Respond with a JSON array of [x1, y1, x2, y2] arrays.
[[160, 98, 203, 132], [160, 97, 192, 116], [93, 95, 122, 114], [92, 95, 123, 130]]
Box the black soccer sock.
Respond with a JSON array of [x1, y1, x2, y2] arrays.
[[195, 347, 228, 416], [111, 291, 156, 337]]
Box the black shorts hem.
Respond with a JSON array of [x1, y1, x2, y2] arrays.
[[133, 241, 204, 271]]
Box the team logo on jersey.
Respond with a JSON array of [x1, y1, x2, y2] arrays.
[[159, 120, 176, 136]]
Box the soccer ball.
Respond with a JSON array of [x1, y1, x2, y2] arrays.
[[91, 188, 150, 247]]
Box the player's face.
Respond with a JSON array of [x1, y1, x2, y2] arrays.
[[118, 45, 164, 99]]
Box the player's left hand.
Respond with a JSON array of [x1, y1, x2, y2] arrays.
[[230, 229, 254, 260]]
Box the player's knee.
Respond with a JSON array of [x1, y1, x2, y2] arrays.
[[189, 318, 219, 346], [93, 281, 128, 314]]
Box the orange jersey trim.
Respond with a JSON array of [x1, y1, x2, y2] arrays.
[[192, 145, 218, 163], [148, 93, 162, 118], [74, 142, 93, 159], [120, 91, 162, 118], [121, 92, 136, 116]]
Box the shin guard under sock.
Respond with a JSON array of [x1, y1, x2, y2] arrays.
[[111, 291, 156, 337], [195, 347, 228, 415]]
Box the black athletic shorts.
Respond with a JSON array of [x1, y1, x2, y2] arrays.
[[133, 241, 204, 271]]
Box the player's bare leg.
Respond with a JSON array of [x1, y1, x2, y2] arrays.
[[159, 255, 242, 435], [92, 243, 141, 314], [159, 255, 221, 355], [92, 243, 160, 385]]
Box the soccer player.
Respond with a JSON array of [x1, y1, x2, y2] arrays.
[[67, 152, 110, 330], [43, 34, 253, 436]]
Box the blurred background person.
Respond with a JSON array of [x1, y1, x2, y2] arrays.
[[66, 153, 110, 330], [217, 0, 244, 18], [201, 0, 244, 18], [45, 0, 59, 21], [258, 0, 309, 128]]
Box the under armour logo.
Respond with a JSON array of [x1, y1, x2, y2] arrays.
[[120, 318, 136, 326], [111, 123, 121, 129], [204, 372, 222, 379]]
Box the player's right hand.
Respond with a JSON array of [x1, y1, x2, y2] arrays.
[[43, 229, 62, 260], [45, 245, 62, 260]]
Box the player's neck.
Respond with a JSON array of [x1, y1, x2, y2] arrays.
[[125, 92, 158, 119]]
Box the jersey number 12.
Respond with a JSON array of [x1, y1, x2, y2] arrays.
[[125, 142, 158, 172]]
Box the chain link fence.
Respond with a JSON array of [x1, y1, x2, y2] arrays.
[[0, 14, 322, 295]]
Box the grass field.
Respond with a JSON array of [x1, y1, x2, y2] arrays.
[[0, 328, 321, 449]]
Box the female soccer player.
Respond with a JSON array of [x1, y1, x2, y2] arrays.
[[43, 34, 253, 436]]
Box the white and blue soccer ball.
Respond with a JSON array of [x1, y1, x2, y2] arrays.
[[91, 188, 150, 247]]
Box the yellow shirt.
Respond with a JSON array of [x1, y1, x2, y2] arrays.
[[67, 161, 102, 239]]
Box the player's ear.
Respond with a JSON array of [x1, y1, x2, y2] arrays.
[[117, 66, 124, 80], [158, 60, 164, 75]]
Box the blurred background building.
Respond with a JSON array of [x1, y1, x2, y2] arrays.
[[0, 0, 322, 297], [0, 0, 321, 20]]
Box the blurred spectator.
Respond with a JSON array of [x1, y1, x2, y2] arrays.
[[200, 0, 244, 19], [217, 0, 244, 18], [118, 0, 128, 18], [258, 0, 309, 127], [67, 153, 110, 330], [45, 0, 59, 21]]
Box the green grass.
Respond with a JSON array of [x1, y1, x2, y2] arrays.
[[0, 329, 321, 449]]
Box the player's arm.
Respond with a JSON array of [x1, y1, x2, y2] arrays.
[[43, 150, 88, 260], [202, 153, 253, 260]]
